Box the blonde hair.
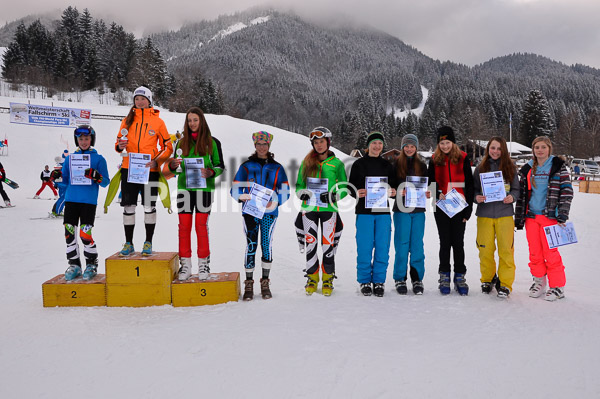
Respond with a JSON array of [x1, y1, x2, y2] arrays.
[[531, 136, 553, 188]]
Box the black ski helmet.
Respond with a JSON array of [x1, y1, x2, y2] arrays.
[[74, 125, 96, 147]]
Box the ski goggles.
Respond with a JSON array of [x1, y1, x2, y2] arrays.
[[75, 126, 94, 137], [309, 127, 332, 141]]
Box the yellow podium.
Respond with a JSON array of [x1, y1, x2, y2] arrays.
[[105, 252, 178, 307], [42, 274, 107, 307], [172, 272, 240, 307]]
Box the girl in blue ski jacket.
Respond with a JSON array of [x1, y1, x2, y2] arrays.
[[61, 125, 110, 281], [348, 131, 395, 297], [231, 131, 290, 300]]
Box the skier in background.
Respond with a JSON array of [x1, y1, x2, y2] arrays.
[[34, 165, 58, 199], [0, 161, 12, 207]]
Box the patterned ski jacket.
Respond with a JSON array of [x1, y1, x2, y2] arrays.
[[168, 137, 225, 192], [296, 153, 348, 213], [61, 148, 110, 205], [115, 108, 173, 171], [231, 154, 290, 217], [514, 157, 573, 229]]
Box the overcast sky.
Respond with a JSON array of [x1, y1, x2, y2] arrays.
[[2, 0, 599, 68]]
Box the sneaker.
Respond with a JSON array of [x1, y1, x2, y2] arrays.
[[454, 273, 469, 296], [243, 279, 254, 301], [497, 286, 510, 299], [178, 257, 192, 281], [141, 241, 152, 256], [529, 276, 546, 298], [82, 263, 98, 280], [322, 273, 335, 297], [395, 280, 408, 295], [198, 257, 210, 280], [65, 265, 82, 281], [360, 283, 373, 296], [305, 273, 319, 295], [4, 201, 11, 207], [119, 242, 134, 256], [373, 283, 385, 297], [412, 280, 424, 295], [544, 287, 565, 302], [438, 272, 451, 295], [260, 278, 272, 299]]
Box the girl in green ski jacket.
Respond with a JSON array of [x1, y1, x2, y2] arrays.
[[167, 107, 224, 281], [294, 127, 347, 296]]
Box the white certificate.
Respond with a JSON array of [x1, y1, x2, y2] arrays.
[[127, 153, 151, 184], [436, 188, 468, 218], [242, 183, 274, 219], [405, 176, 428, 208], [306, 177, 329, 207], [544, 222, 578, 249], [184, 158, 207, 189], [365, 177, 389, 209], [69, 154, 91, 186], [480, 171, 507, 203]]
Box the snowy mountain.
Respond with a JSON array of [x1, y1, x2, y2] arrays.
[[1, 92, 599, 398]]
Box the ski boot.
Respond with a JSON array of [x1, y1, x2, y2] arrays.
[[497, 286, 510, 299], [322, 273, 336, 297], [260, 278, 272, 299], [454, 273, 469, 296], [82, 259, 98, 280], [412, 280, 424, 295], [438, 272, 451, 295], [243, 279, 254, 301], [373, 283, 385, 297], [360, 283, 373, 296], [178, 257, 192, 281], [481, 274, 500, 294], [529, 276, 546, 298], [198, 257, 210, 280], [544, 287, 565, 301], [305, 273, 319, 296], [65, 264, 82, 281], [395, 280, 408, 295]]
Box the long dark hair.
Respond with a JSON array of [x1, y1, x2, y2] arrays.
[[478, 136, 516, 183], [396, 150, 425, 179], [179, 107, 212, 156]]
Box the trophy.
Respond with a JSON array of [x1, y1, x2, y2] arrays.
[[175, 148, 183, 173], [120, 129, 129, 157]]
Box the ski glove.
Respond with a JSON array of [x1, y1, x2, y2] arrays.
[[297, 190, 312, 202], [84, 168, 103, 184], [320, 191, 338, 204]]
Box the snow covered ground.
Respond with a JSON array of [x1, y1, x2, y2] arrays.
[[1, 93, 599, 398], [389, 85, 429, 120]]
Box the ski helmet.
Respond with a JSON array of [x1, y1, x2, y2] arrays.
[[309, 126, 332, 152], [74, 125, 96, 147]]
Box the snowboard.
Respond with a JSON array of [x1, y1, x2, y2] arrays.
[[2, 177, 19, 189]]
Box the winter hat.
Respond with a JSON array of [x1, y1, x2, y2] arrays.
[[436, 126, 456, 143], [252, 131, 273, 145], [133, 86, 153, 107], [401, 134, 419, 149], [366, 131, 385, 147]]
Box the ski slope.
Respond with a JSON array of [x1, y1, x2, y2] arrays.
[[0, 93, 599, 398]]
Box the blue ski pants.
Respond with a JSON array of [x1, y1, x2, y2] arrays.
[[393, 212, 426, 282], [355, 214, 392, 284]]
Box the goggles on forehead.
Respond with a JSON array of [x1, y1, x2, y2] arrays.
[[309, 127, 332, 141], [75, 126, 94, 137]]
